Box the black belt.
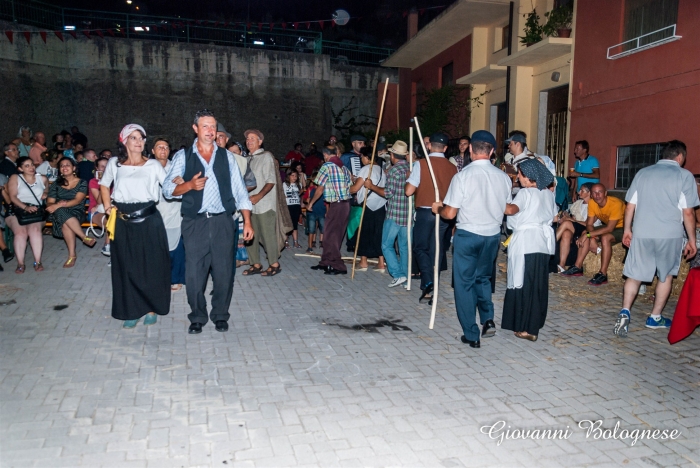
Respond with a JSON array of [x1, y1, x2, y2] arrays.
[[118, 203, 157, 223], [197, 211, 225, 218]]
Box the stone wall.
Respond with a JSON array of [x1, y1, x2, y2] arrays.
[[0, 24, 397, 157]]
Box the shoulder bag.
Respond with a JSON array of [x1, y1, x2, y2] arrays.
[[14, 176, 47, 226]]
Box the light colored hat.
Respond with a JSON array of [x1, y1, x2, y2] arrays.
[[119, 124, 146, 143], [388, 140, 409, 156], [244, 129, 264, 142]]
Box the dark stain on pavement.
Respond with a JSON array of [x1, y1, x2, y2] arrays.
[[323, 319, 412, 333], [0, 299, 17, 306], [53, 305, 69, 310]]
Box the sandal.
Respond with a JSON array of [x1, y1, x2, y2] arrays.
[[242, 265, 263, 276], [261, 264, 281, 277], [83, 236, 97, 248], [33, 262, 44, 272], [294, 242, 302, 249], [15, 264, 25, 274], [514, 331, 538, 342], [63, 257, 77, 268]]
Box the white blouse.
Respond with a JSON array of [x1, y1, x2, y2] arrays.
[[100, 157, 166, 204], [356, 164, 387, 211], [506, 188, 557, 289]]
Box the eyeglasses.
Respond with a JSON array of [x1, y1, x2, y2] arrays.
[[154, 145, 169, 150]]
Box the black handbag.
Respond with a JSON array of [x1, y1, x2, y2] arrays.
[[14, 176, 47, 226]]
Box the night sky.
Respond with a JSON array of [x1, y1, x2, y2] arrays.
[[47, 0, 451, 48]]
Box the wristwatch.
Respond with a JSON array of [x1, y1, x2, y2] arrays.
[[586, 232, 591, 238]]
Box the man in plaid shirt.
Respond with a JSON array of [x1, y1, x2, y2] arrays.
[[364, 140, 412, 287], [307, 146, 352, 275]]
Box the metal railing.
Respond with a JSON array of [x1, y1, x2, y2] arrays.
[[607, 24, 681, 60], [0, 0, 394, 66]]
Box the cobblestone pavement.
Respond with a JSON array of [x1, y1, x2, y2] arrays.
[[1, 232, 699, 468]]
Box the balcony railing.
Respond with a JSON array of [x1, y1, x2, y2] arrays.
[[607, 24, 681, 60], [0, 0, 394, 66]]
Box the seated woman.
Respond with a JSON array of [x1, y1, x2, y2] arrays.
[[5, 157, 49, 273], [45, 157, 94, 267], [88, 157, 111, 255], [36, 149, 61, 183], [555, 182, 593, 272]]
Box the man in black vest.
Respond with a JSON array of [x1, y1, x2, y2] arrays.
[[163, 109, 254, 334]]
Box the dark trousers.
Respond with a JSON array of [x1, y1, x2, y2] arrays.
[[182, 214, 236, 325], [320, 200, 350, 272], [453, 229, 500, 342], [413, 208, 453, 290], [170, 236, 186, 285]]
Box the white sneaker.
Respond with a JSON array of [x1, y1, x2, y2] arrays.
[[388, 276, 407, 288], [101, 244, 111, 257]]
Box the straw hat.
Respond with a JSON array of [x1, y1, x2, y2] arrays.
[[388, 140, 409, 156]]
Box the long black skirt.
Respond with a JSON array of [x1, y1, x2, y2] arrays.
[[501, 253, 550, 336], [354, 205, 386, 258], [111, 202, 171, 321]]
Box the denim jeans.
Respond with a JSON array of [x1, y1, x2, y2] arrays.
[[453, 229, 501, 342], [381, 218, 408, 279]]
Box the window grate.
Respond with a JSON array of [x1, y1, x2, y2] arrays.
[[616, 143, 663, 189]]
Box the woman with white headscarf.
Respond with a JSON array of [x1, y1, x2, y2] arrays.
[[501, 158, 557, 342], [99, 124, 170, 329]]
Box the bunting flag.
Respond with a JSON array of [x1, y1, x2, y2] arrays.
[[68, 31, 77, 39], [306, 22, 311, 29], [318, 20, 324, 30], [257, 22, 263, 31], [82, 30, 90, 39], [54, 31, 63, 41], [269, 23, 275, 31], [293, 22, 299, 30], [5, 31, 12, 44], [40, 31, 47, 43], [281, 22, 287, 29], [95, 30, 104, 38], [107, 29, 114, 37], [23, 31, 30, 44]]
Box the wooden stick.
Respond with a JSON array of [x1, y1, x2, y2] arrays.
[[351, 77, 390, 279], [412, 117, 440, 330], [406, 127, 414, 291]]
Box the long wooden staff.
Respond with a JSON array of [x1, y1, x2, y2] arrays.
[[406, 127, 414, 291], [352, 77, 390, 279], [412, 117, 440, 330]]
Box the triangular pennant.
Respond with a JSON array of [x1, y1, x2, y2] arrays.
[[68, 30, 77, 39], [213, 21, 219, 27], [150, 25, 157, 32], [402, 11, 408, 18], [224, 21, 229, 27], [54, 31, 63, 41], [107, 29, 115, 36], [419, 8, 425, 15], [257, 22, 263, 31], [306, 22, 311, 29], [202, 20, 208, 25], [5, 31, 13, 44], [172, 23, 178, 29], [23, 31, 31, 44], [281, 22, 287, 29], [95, 30, 104, 38], [269, 23, 274, 31], [195, 20, 201, 25], [293, 22, 299, 30], [319, 20, 324, 30], [82, 30, 90, 39], [246, 22, 251, 29], [40, 31, 47, 43]]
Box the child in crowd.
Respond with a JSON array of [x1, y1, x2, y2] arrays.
[[283, 170, 302, 249], [303, 171, 326, 253]]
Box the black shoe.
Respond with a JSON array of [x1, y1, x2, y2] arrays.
[[588, 272, 608, 286], [0, 263, 3, 272], [482, 320, 496, 338], [188, 323, 203, 334], [460, 336, 480, 348], [419, 283, 433, 303], [214, 320, 228, 332], [310, 264, 327, 271], [2, 248, 13, 263], [324, 267, 347, 275]]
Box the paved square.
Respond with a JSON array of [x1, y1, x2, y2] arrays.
[[1, 233, 699, 467]]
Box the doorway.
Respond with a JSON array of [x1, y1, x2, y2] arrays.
[[541, 85, 569, 176]]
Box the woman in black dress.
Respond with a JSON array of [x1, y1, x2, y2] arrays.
[[45, 157, 95, 267], [100, 124, 170, 329]]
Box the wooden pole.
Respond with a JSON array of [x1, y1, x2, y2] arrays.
[[406, 127, 414, 291], [351, 77, 390, 280], [412, 117, 440, 330]]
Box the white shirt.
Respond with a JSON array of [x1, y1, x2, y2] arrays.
[[156, 161, 182, 251], [506, 188, 557, 289], [283, 182, 301, 206], [443, 159, 513, 236], [100, 157, 166, 204], [356, 164, 386, 211]]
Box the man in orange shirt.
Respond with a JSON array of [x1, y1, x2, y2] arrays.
[[561, 183, 625, 286]]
